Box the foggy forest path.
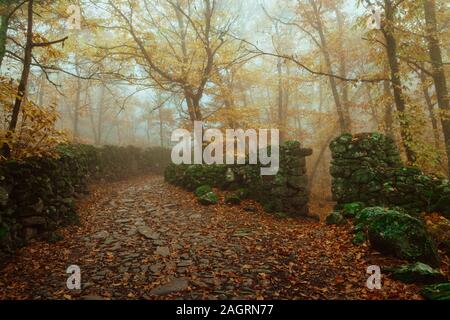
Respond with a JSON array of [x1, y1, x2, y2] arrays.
[[0, 176, 419, 300]]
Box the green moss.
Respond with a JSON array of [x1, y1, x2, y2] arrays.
[[0, 225, 8, 239], [342, 202, 365, 218], [352, 231, 366, 245], [225, 189, 248, 205], [355, 207, 439, 266], [352, 167, 376, 184], [387, 262, 446, 284], [326, 212, 345, 225], [355, 207, 388, 227], [420, 283, 450, 300], [198, 191, 218, 205], [225, 192, 241, 205], [195, 185, 212, 197]]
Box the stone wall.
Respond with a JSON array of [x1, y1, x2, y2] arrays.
[[0, 144, 171, 264], [330, 132, 450, 216], [165, 141, 313, 217]]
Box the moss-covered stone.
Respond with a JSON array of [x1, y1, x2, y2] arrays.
[[195, 185, 213, 197], [342, 202, 365, 218], [355, 207, 439, 266], [353, 231, 366, 245], [354, 207, 387, 228], [326, 212, 345, 225], [225, 192, 241, 205], [198, 191, 218, 205], [420, 283, 450, 300], [386, 262, 446, 284], [225, 189, 248, 205]]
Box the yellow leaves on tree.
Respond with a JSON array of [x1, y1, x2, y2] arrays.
[[0, 78, 67, 160]]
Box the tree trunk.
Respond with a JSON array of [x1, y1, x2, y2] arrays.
[[383, 63, 394, 137], [146, 118, 151, 143], [283, 64, 290, 140], [418, 69, 440, 150], [193, 95, 202, 121], [37, 72, 45, 106], [0, 3, 10, 69], [96, 84, 105, 145], [1, 0, 34, 158], [365, 85, 379, 125], [277, 58, 285, 143], [314, 5, 349, 134], [334, 5, 352, 131], [87, 86, 98, 144], [184, 89, 202, 122], [73, 76, 82, 141], [382, 0, 415, 162], [158, 106, 164, 148], [423, 0, 450, 176]]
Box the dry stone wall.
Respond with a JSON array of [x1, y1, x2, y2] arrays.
[[330, 132, 450, 217], [0, 144, 171, 264], [165, 141, 313, 217]]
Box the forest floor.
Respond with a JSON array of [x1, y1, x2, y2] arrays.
[[0, 175, 423, 300]]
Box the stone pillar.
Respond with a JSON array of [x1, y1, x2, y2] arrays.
[[329, 132, 402, 206], [255, 141, 313, 217]]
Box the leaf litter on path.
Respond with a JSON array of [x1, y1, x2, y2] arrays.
[[0, 175, 426, 300]]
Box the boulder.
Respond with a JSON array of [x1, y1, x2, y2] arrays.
[[420, 283, 450, 300], [194, 185, 212, 197], [326, 212, 345, 225], [225, 193, 241, 205], [225, 189, 248, 205], [355, 207, 439, 266], [342, 202, 365, 218], [386, 262, 446, 284], [198, 191, 218, 205], [352, 231, 366, 245]]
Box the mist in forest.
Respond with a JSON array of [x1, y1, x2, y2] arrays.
[[1, 0, 449, 198], [1, 0, 450, 303]]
